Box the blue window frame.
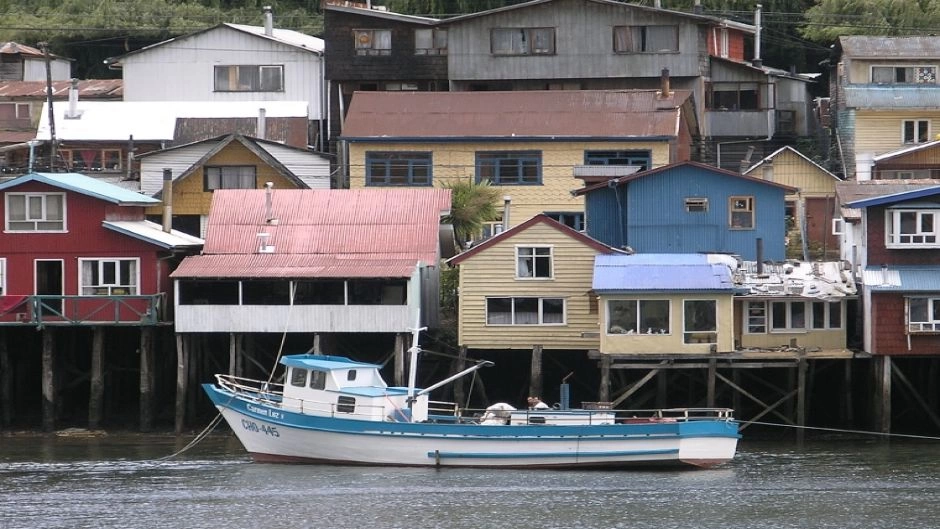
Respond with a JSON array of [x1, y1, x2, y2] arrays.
[[476, 151, 541, 185], [584, 150, 650, 170], [366, 152, 432, 186]]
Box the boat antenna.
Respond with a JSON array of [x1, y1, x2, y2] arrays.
[[406, 314, 427, 408], [267, 280, 298, 385]]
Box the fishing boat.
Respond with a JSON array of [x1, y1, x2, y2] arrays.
[[203, 328, 740, 469]]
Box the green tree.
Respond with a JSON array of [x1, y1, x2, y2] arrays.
[[801, 0, 940, 41], [441, 179, 500, 249]]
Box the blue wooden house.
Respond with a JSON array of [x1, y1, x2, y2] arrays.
[[574, 161, 795, 261]]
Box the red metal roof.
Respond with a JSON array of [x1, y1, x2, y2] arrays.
[[341, 89, 692, 140], [0, 79, 123, 99], [0, 42, 44, 57], [172, 188, 451, 279]]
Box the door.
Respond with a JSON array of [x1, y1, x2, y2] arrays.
[[35, 259, 63, 317]]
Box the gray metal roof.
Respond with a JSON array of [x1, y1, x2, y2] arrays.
[[737, 261, 857, 300], [864, 265, 940, 292], [844, 86, 940, 109], [840, 36, 940, 58]]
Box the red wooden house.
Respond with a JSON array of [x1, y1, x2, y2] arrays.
[[0, 172, 203, 325]]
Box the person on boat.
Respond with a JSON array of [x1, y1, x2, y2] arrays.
[[527, 396, 550, 410]]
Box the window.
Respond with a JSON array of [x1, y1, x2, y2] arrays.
[[707, 82, 763, 110], [584, 150, 650, 170], [491, 28, 555, 55], [5, 193, 65, 231], [205, 166, 257, 191], [832, 218, 844, 236], [811, 301, 842, 329], [336, 395, 356, 414], [544, 212, 584, 231], [613, 25, 678, 53], [909, 297, 940, 332], [178, 280, 239, 305], [685, 198, 708, 213], [886, 209, 939, 247], [365, 152, 431, 186], [729, 196, 754, 229], [516, 246, 552, 279], [684, 300, 717, 344], [0, 258, 5, 295], [347, 370, 357, 381], [415, 28, 447, 55], [607, 299, 670, 335], [715, 27, 729, 58], [291, 368, 307, 387], [872, 66, 937, 84], [214, 65, 283, 92], [745, 301, 767, 333], [476, 151, 541, 185], [310, 370, 326, 390], [0, 102, 30, 120], [770, 301, 806, 332], [80, 258, 138, 296], [354, 29, 391, 56], [903, 120, 930, 144], [486, 297, 565, 325], [60, 149, 122, 172]]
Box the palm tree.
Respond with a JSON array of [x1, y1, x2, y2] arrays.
[[441, 179, 501, 249]]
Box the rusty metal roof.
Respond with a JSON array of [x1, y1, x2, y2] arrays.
[[0, 42, 45, 57], [0, 79, 123, 99], [839, 36, 940, 58], [341, 90, 692, 140], [172, 188, 451, 279]]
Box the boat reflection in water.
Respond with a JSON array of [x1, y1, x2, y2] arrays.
[[204, 328, 740, 469]]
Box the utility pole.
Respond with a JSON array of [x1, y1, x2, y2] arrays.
[[39, 42, 57, 171]]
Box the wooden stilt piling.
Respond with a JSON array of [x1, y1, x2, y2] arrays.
[[175, 333, 187, 435], [599, 355, 611, 403], [41, 328, 55, 432], [529, 345, 543, 400], [707, 358, 717, 408], [89, 327, 104, 429], [0, 330, 10, 427], [139, 327, 154, 432], [796, 358, 807, 444], [394, 333, 405, 387]]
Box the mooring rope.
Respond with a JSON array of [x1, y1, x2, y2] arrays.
[[156, 413, 225, 461], [747, 420, 940, 441]]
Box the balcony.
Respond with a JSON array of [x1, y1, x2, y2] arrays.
[[0, 294, 165, 326]]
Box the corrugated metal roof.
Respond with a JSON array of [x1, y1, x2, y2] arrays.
[[324, 2, 440, 24], [103, 220, 203, 249], [173, 188, 451, 279], [844, 86, 940, 109], [0, 42, 46, 57], [341, 90, 691, 140], [0, 79, 122, 99], [35, 100, 308, 141], [593, 254, 734, 292], [574, 160, 798, 195], [836, 181, 940, 208], [843, 185, 940, 209], [737, 260, 856, 300], [0, 172, 157, 205], [873, 140, 940, 162], [0, 131, 37, 143], [840, 36, 940, 58], [864, 265, 940, 292]]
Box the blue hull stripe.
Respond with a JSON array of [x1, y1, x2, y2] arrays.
[[428, 448, 679, 460]]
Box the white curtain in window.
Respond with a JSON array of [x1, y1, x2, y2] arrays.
[[7, 195, 25, 220], [81, 260, 95, 294], [374, 30, 392, 50], [415, 29, 432, 49]]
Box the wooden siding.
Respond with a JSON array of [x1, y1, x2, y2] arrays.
[[456, 222, 604, 350], [348, 140, 672, 228], [144, 142, 308, 217], [751, 148, 836, 197], [446, 0, 708, 81], [120, 26, 324, 119], [864, 205, 940, 265], [736, 300, 848, 350], [855, 110, 940, 159], [140, 143, 217, 196], [599, 293, 734, 354], [870, 293, 940, 355]]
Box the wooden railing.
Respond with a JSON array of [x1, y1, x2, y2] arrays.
[[0, 294, 165, 326]]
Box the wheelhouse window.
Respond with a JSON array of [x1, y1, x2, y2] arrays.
[[909, 297, 940, 332], [486, 297, 565, 325], [729, 196, 754, 229], [903, 119, 930, 144], [205, 166, 257, 191], [6, 193, 65, 231], [354, 29, 391, 56], [491, 28, 555, 56], [613, 25, 678, 53], [476, 151, 541, 185], [607, 299, 670, 335], [365, 152, 431, 186], [415, 28, 447, 55], [872, 66, 937, 84], [684, 300, 717, 344], [310, 370, 326, 390], [584, 150, 650, 170], [60, 149, 122, 171], [516, 246, 552, 279], [79, 258, 138, 296], [290, 368, 307, 387], [214, 65, 283, 92], [886, 209, 939, 247], [770, 301, 806, 332]]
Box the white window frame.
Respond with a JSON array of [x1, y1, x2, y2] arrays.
[[811, 300, 843, 330], [485, 297, 566, 326], [871, 65, 937, 84], [745, 301, 767, 334], [5, 192, 66, 232], [683, 299, 718, 344], [831, 218, 844, 236], [78, 258, 139, 296], [213, 65, 284, 92], [902, 119, 930, 144], [770, 300, 808, 333], [606, 299, 671, 335], [908, 297, 940, 333], [515, 245, 553, 279], [885, 208, 940, 248]]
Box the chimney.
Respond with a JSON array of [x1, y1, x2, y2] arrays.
[[753, 4, 763, 68], [660, 68, 671, 97], [693, 0, 703, 13], [264, 181, 278, 224], [162, 168, 173, 233], [263, 6, 273, 37], [257, 107, 267, 139], [654, 0, 661, 7], [502, 195, 511, 232], [66, 78, 80, 119]]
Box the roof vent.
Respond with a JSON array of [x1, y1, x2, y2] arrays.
[[257, 232, 274, 253]]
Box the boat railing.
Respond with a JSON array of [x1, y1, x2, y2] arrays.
[[215, 374, 284, 402], [448, 404, 735, 425]]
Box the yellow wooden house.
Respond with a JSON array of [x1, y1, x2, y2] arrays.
[[340, 89, 698, 237], [743, 146, 841, 259], [136, 134, 331, 236], [447, 214, 620, 351]]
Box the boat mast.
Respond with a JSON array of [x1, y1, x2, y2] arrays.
[[406, 317, 426, 406]]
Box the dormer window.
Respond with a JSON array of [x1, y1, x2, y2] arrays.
[[886, 208, 939, 247]]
